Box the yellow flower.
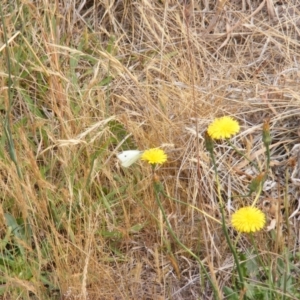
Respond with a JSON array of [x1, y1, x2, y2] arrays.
[[207, 116, 240, 139], [141, 148, 167, 165], [231, 206, 266, 233]]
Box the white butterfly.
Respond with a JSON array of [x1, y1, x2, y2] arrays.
[[117, 150, 143, 168]]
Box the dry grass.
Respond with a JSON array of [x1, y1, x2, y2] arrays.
[[1, 0, 300, 299]]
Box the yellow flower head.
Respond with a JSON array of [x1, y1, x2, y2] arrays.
[[207, 116, 240, 139], [141, 148, 167, 165], [231, 206, 266, 233]]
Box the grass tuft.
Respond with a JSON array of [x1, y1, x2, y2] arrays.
[[0, 0, 300, 299]]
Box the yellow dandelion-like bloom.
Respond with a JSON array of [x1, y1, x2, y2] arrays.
[[141, 148, 167, 165], [231, 206, 266, 233], [207, 116, 240, 139]]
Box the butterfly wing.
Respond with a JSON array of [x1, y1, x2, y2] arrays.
[[117, 150, 142, 167]]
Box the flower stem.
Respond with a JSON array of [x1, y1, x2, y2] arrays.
[[220, 206, 245, 290], [227, 140, 260, 172], [209, 149, 245, 290], [153, 181, 221, 300]]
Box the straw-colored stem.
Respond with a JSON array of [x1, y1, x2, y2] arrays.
[[153, 181, 221, 300], [209, 149, 245, 290], [227, 140, 260, 172], [0, 4, 22, 180]]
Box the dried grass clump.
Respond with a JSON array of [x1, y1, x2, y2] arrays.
[[1, 0, 300, 299]]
